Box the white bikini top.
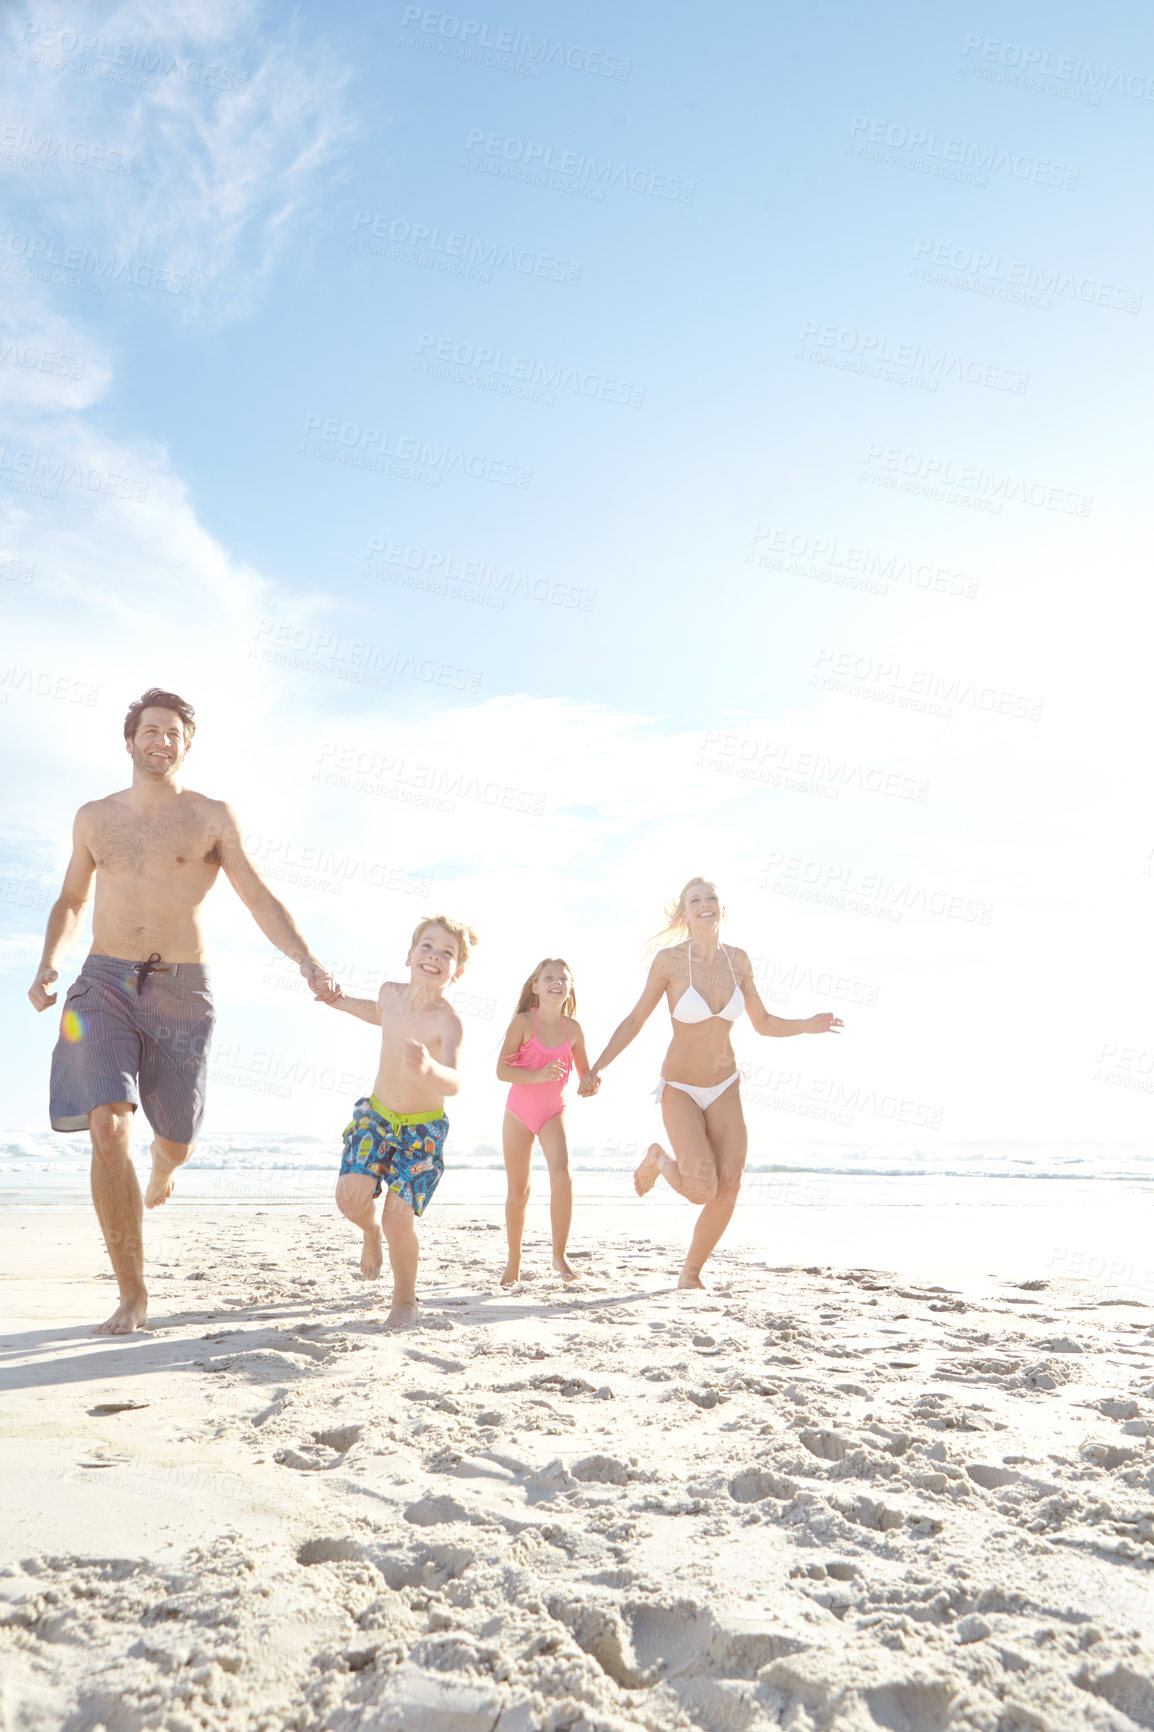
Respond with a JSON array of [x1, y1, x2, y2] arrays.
[[672, 942, 745, 1024]]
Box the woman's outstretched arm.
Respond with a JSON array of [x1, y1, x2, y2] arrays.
[[579, 955, 669, 1093], [734, 950, 844, 1037]]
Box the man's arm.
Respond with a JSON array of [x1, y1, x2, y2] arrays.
[[28, 810, 97, 1010], [215, 802, 332, 995]]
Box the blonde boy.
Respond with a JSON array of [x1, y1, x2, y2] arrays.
[[322, 916, 476, 1328]]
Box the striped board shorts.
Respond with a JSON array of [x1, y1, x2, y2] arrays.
[[49, 953, 215, 1144]]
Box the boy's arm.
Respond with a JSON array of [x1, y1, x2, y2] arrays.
[[405, 1008, 464, 1096], [324, 994, 383, 1025], [317, 980, 385, 1024]]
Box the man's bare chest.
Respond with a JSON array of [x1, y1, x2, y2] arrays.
[[91, 809, 221, 877]]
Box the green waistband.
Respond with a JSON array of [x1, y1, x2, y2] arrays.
[[369, 1094, 445, 1127]]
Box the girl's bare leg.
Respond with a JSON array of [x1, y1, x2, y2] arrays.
[[538, 1114, 576, 1279], [680, 1090, 748, 1289], [501, 1110, 534, 1283], [634, 1086, 721, 1205]]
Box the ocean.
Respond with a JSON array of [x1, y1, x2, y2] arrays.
[[3, 1132, 1150, 1288]]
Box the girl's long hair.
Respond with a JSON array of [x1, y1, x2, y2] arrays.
[[646, 876, 722, 956], [514, 958, 577, 1018]]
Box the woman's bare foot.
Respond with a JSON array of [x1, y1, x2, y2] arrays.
[[501, 1261, 521, 1286], [678, 1268, 707, 1291], [94, 1292, 148, 1335], [385, 1298, 420, 1329], [144, 1143, 179, 1209], [634, 1144, 663, 1196], [552, 1254, 579, 1282], [360, 1225, 383, 1279]]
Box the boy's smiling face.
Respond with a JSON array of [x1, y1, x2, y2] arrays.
[[406, 922, 461, 987]]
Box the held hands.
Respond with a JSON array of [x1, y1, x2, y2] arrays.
[[28, 966, 59, 1011], [303, 959, 340, 1003], [577, 1069, 602, 1097], [808, 1012, 844, 1034]]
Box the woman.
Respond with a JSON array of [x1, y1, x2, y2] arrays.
[[579, 877, 842, 1288]]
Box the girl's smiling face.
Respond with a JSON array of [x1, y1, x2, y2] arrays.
[[534, 961, 572, 1003]]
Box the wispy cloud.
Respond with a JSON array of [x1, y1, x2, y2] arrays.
[[3, 0, 354, 321]]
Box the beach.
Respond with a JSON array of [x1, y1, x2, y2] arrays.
[[5, 1197, 1154, 1731]]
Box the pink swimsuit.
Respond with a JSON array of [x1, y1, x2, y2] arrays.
[[505, 1008, 573, 1135]]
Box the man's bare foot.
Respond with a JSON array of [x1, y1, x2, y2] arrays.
[[553, 1254, 579, 1282], [360, 1225, 383, 1279], [634, 1144, 663, 1197], [94, 1293, 148, 1335], [678, 1269, 707, 1291], [501, 1261, 521, 1286], [385, 1299, 420, 1330], [144, 1143, 178, 1209]]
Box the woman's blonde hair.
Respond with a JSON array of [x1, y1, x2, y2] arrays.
[[513, 958, 577, 1018], [647, 877, 721, 954]]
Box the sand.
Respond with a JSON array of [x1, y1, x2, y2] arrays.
[[4, 1204, 1154, 1731]]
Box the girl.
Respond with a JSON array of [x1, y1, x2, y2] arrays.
[[579, 878, 843, 1289], [496, 957, 591, 1284]]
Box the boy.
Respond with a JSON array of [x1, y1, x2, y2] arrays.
[[323, 915, 476, 1328]]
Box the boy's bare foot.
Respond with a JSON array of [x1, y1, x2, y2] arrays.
[[360, 1225, 383, 1279], [385, 1299, 420, 1330], [553, 1254, 579, 1282], [633, 1144, 662, 1196], [94, 1293, 148, 1335], [500, 1261, 520, 1286], [678, 1268, 707, 1291], [144, 1142, 179, 1209]]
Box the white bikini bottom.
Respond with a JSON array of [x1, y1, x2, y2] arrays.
[[653, 1073, 739, 1112]]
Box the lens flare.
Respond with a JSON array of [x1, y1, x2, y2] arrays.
[[61, 1009, 85, 1043]]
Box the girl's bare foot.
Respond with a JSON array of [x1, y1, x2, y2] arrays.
[[634, 1144, 663, 1196], [144, 1142, 178, 1209], [385, 1299, 420, 1329], [678, 1268, 707, 1291], [500, 1261, 521, 1286], [360, 1225, 383, 1279], [94, 1292, 148, 1335], [553, 1254, 579, 1282]]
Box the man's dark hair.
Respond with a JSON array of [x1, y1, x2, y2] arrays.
[[123, 688, 197, 745]]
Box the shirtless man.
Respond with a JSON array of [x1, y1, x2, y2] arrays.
[[321, 916, 475, 1328], [27, 687, 334, 1336]]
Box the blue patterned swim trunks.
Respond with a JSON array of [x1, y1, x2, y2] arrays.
[[338, 1094, 447, 1215]]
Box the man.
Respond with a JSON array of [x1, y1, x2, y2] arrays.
[[27, 687, 334, 1336]]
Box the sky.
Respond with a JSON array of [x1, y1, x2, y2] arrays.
[[1, 0, 1152, 1158]]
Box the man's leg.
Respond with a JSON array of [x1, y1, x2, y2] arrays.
[[335, 1173, 383, 1278], [144, 1135, 194, 1208], [381, 1190, 420, 1328], [89, 1103, 149, 1335]]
